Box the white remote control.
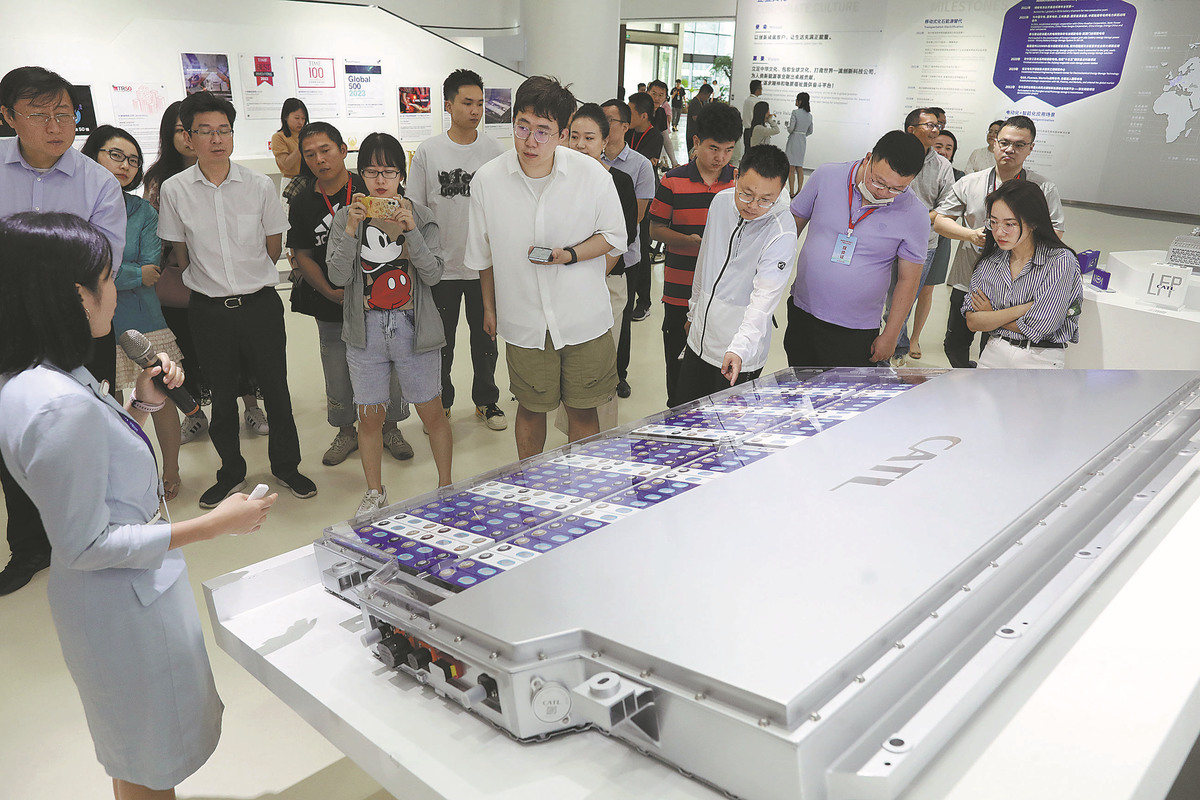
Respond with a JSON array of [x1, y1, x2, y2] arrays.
[[248, 483, 270, 500]]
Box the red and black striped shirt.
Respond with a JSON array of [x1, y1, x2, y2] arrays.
[[648, 161, 737, 307]]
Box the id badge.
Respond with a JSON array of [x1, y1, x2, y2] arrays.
[[831, 233, 857, 265]]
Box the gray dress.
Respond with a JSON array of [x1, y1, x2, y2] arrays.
[[785, 108, 814, 167], [0, 365, 222, 789]]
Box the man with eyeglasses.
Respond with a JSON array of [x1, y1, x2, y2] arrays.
[[966, 120, 1005, 174], [784, 130, 931, 368], [676, 144, 797, 404], [0, 66, 127, 595], [880, 108, 956, 365], [158, 91, 317, 508], [933, 114, 1064, 368], [465, 76, 626, 459]]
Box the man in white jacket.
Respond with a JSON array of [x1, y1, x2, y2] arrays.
[[677, 145, 798, 404]]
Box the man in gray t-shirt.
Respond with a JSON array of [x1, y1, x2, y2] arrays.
[[408, 69, 506, 431]]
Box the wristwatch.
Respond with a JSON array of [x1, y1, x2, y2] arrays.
[[565, 246, 578, 264]]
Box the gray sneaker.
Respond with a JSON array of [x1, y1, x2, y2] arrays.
[[244, 406, 269, 436], [180, 410, 209, 444], [356, 486, 388, 518], [322, 430, 359, 466], [383, 427, 415, 460]]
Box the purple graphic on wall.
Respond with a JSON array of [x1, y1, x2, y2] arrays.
[[993, 0, 1136, 108]]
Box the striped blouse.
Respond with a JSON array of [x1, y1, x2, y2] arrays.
[[962, 242, 1082, 345]]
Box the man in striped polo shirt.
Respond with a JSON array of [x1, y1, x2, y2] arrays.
[[648, 102, 742, 408]]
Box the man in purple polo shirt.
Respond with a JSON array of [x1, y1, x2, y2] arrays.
[[0, 65, 126, 596], [785, 130, 929, 367]]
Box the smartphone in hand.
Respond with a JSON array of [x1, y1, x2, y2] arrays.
[[528, 246, 554, 263]]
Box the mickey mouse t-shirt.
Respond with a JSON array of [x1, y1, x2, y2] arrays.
[[359, 211, 414, 312]]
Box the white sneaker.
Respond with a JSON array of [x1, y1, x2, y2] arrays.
[[889, 355, 908, 369], [180, 410, 209, 444], [244, 407, 269, 436], [356, 486, 388, 517]]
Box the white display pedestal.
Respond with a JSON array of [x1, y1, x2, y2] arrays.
[[204, 472, 1200, 800], [1067, 286, 1200, 369]]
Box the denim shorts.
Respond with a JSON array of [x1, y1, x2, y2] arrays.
[[346, 308, 442, 406]]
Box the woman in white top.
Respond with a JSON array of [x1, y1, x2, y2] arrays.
[[749, 101, 780, 148], [0, 212, 276, 800], [784, 92, 814, 196]]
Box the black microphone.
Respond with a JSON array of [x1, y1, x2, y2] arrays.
[[118, 330, 201, 417]]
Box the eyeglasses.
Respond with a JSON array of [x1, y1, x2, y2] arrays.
[[995, 138, 1031, 153], [865, 161, 907, 195], [99, 148, 140, 169], [514, 124, 553, 144], [360, 168, 402, 180], [9, 109, 75, 127], [191, 127, 233, 139], [984, 217, 1021, 234], [914, 121, 942, 131], [736, 190, 778, 209]]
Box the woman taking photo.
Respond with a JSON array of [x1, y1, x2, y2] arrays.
[[327, 133, 451, 516], [0, 212, 276, 800], [784, 92, 813, 196], [748, 101, 779, 147], [962, 179, 1081, 369], [81, 124, 184, 500]]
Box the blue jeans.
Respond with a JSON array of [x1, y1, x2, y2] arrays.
[[885, 245, 938, 357], [315, 320, 409, 428]]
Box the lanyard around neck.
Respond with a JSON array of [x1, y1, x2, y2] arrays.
[[846, 160, 881, 234], [321, 179, 353, 218]]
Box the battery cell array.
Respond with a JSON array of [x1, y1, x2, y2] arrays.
[[329, 369, 928, 594]]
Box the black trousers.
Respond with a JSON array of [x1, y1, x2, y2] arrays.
[[943, 287, 988, 368], [162, 304, 206, 400], [2, 331, 116, 561], [189, 288, 301, 482], [662, 303, 690, 408], [617, 262, 640, 380], [783, 299, 878, 368], [634, 216, 653, 310], [676, 347, 762, 406], [431, 279, 499, 408]]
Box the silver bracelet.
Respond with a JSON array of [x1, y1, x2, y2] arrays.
[[130, 393, 166, 413]]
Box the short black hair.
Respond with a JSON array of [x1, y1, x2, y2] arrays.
[[869, 130, 926, 177], [444, 68, 484, 102], [938, 129, 958, 159], [81, 124, 145, 191], [357, 132, 407, 181], [739, 144, 789, 184], [0, 66, 73, 112], [648, 79, 668, 93], [989, 119, 1006, 131], [698, 83, 714, 96], [277, 98, 308, 136], [0, 213, 111, 374], [298, 122, 348, 183], [571, 103, 610, 139], [601, 98, 631, 124], [1002, 114, 1037, 141], [927, 106, 946, 119], [628, 92, 654, 120], [179, 91, 236, 131], [514, 75, 576, 132], [904, 107, 935, 131], [694, 101, 743, 145], [750, 79, 762, 93]]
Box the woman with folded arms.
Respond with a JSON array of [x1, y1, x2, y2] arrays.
[[962, 179, 1081, 369]]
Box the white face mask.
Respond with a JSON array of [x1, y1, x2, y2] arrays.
[[857, 179, 896, 206]]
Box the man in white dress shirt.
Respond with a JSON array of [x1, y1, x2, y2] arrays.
[[158, 91, 316, 508], [465, 76, 626, 459]]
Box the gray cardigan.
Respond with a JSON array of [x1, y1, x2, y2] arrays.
[[327, 199, 446, 353]]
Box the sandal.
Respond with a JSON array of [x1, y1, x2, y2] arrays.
[[163, 476, 181, 502], [909, 344, 922, 359]]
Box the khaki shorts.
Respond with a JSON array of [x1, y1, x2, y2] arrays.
[[506, 331, 618, 413]]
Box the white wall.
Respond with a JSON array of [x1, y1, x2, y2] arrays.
[[1, 0, 525, 163], [622, 0, 737, 20]]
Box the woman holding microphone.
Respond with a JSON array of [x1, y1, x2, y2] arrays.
[[0, 212, 276, 800]]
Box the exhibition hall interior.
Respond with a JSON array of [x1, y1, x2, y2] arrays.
[[2, 0, 1200, 798]]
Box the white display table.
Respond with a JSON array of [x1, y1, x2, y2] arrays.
[[1068, 286, 1200, 370], [204, 466, 1200, 800]]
